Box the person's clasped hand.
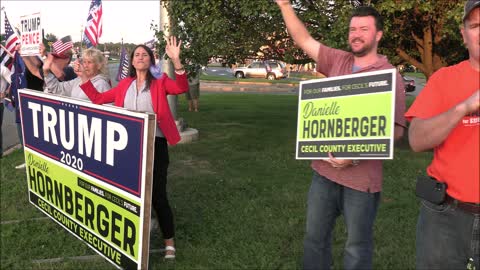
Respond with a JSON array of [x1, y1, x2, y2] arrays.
[[73, 59, 83, 75], [324, 152, 355, 169], [74, 59, 90, 84]]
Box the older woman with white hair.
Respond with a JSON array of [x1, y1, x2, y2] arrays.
[[43, 48, 111, 99]]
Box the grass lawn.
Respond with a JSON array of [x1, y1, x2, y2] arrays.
[[0, 94, 430, 269]]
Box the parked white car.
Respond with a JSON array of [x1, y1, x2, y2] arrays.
[[233, 61, 287, 80]]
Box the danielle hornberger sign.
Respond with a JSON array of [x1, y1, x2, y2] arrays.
[[18, 89, 156, 270], [296, 69, 397, 160]]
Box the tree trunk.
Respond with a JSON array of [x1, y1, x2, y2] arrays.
[[160, 1, 178, 119]]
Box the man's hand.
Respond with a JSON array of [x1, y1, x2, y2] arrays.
[[324, 152, 356, 169], [275, 0, 291, 7], [408, 90, 480, 152]]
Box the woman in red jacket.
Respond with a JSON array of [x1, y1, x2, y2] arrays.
[[79, 36, 188, 259]]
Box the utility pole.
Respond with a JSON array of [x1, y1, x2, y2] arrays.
[[79, 24, 83, 55], [159, 1, 199, 143], [160, 1, 177, 119]]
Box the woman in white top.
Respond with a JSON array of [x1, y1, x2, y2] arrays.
[[43, 48, 110, 99]]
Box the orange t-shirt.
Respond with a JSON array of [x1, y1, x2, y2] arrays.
[[405, 61, 480, 203]]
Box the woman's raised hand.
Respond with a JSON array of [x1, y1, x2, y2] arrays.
[[165, 36, 182, 62], [74, 59, 89, 83]]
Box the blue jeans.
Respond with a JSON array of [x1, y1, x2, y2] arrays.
[[416, 199, 480, 269], [303, 172, 380, 270]]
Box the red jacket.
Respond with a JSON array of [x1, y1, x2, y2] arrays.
[[80, 73, 189, 145]]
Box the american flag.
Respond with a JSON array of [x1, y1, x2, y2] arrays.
[[52, 36, 73, 57], [83, 0, 103, 48], [0, 10, 20, 70], [145, 39, 155, 50]]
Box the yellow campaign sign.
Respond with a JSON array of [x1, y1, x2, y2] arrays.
[[297, 93, 392, 140], [27, 150, 139, 259], [296, 69, 396, 160], [19, 89, 155, 270]]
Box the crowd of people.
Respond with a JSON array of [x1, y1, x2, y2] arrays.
[[1, 0, 478, 268]]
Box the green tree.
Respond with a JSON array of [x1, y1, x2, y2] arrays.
[[44, 33, 57, 52], [375, 0, 466, 78], [289, 0, 467, 78], [155, 0, 466, 79], [44, 33, 57, 42], [154, 0, 291, 69], [152, 0, 306, 72]]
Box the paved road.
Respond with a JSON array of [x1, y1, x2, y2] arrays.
[[2, 107, 18, 154], [404, 75, 425, 97], [203, 66, 232, 77]]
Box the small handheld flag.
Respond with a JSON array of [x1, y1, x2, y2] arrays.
[[51, 36, 73, 58]]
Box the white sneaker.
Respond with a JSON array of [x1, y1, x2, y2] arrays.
[[15, 163, 26, 169], [164, 246, 176, 259]]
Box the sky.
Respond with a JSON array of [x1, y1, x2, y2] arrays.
[[1, 0, 161, 44]]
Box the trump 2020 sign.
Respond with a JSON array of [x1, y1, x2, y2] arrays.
[[296, 69, 397, 160], [19, 89, 156, 269]]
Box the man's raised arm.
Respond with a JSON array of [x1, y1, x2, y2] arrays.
[[276, 0, 321, 60]]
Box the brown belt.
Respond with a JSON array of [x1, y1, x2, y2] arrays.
[[445, 195, 480, 214]]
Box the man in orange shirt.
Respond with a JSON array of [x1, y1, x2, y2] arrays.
[[405, 1, 480, 269]]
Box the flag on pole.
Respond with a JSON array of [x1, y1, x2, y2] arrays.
[[9, 53, 27, 122], [83, 0, 103, 48], [116, 45, 129, 81], [0, 9, 20, 70], [51, 36, 73, 58]]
